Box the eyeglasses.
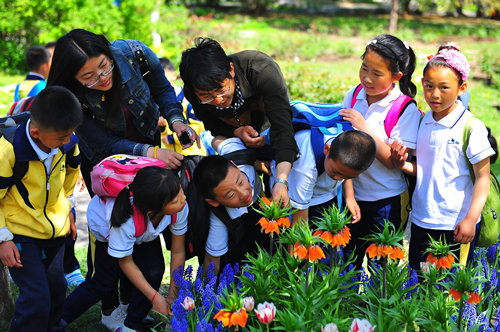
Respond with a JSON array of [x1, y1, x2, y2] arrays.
[[84, 60, 114, 88], [198, 81, 232, 104]]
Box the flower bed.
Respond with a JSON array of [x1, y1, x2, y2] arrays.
[[168, 205, 500, 331]]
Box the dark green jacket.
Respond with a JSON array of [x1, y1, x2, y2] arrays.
[[185, 50, 298, 164]]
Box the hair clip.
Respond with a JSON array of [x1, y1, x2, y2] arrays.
[[366, 40, 377, 46], [443, 42, 460, 51], [427, 54, 434, 61], [403, 41, 409, 49]]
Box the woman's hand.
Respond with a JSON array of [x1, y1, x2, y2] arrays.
[[234, 126, 265, 148], [171, 121, 201, 149], [148, 147, 184, 169]]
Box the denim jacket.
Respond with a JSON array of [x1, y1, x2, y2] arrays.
[[76, 39, 184, 165]]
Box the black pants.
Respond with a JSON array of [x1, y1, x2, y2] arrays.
[[62, 235, 165, 329]]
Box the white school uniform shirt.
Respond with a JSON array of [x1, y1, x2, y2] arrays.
[[269, 128, 342, 210], [86, 195, 188, 258], [205, 138, 262, 258], [411, 102, 494, 231], [341, 85, 422, 201]]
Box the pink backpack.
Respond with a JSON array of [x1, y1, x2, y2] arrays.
[[351, 84, 423, 137], [91, 155, 167, 236]]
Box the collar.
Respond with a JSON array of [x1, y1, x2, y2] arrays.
[[25, 119, 59, 162], [424, 101, 467, 128], [215, 78, 244, 111], [374, 85, 402, 108], [27, 72, 45, 80]]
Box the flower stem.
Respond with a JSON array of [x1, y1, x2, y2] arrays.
[[457, 298, 464, 331], [330, 246, 334, 271], [383, 257, 387, 299], [306, 260, 310, 293], [269, 234, 274, 256]]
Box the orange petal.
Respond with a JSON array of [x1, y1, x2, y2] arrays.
[[293, 243, 308, 260], [426, 253, 438, 265], [308, 245, 326, 262], [277, 217, 290, 228], [467, 292, 482, 304], [260, 197, 271, 208], [230, 309, 248, 328], [366, 243, 378, 258], [449, 288, 462, 301], [264, 221, 280, 234], [257, 217, 269, 227], [313, 230, 323, 237], [214, 310, 232, 327], [392, 247, 405, 260], [320, 232, 334, 245]]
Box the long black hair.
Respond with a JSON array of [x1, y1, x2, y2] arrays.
[[110, 166, 181, 228], [47, 29, 123, 122], [363, 34, 417, 98]]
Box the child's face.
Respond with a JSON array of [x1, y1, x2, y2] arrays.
[[422, 66, 467, 121], [359, 50, 403, 104], [161, 188, 186, 216], [29, 124, 75, 152], [206, 166, 253, 209], [324, 157, 362, 181], [164, 69, 178, 84]]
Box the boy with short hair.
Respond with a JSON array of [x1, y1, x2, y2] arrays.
[[0, 86, 83, 331], [194, 130, 376, 274], [14, 46, 51, 102]]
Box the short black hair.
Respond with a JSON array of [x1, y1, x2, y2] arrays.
[[179, 37, 231, 92], [328, 130, 377, 172], [26, 46, 51, 71], [160, 57, 175, 72], [29, 86, 83, 132], [44, 41, 57, 50], [194, 155, 237, 200]]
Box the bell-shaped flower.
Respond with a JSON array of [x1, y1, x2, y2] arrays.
[[213, 309, 248, 328], [322, 322, 339, 332], [254, 302, 276, 324], [242, 296, 254, 312], [349, 318, 375, 332], [181, 296, 195, 311]]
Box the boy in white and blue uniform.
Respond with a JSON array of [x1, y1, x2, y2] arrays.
[[269, 129, 377, 225]]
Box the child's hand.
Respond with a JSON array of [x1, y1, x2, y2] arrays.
[[345, 196, 361, 224], [68, 210, 77, 241], [454, 217, 476, 244], [0, 241, 22, 268], [152, 293, 170, 316], [339, 108, 368, 132], [390, 140, 408, 170]]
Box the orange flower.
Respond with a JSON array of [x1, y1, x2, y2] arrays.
[[277, 217, 290, 228], [293, 243, 308, 260], [257, 217, 280, 234], [366, 243, 379, 259], [292, 243, 325, 262], [427, 252, 454, 269], [449, 288, 462, 301], [391, 246, 405, 260], [314, 227, 351, 249], [366, 243, 404, 261], [308, 245, 325, 261], [260, 197, 271, 208], [467, 292, 482, 304], [214, 309, 248, 328]]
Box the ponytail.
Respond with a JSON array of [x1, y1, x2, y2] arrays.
[[110, 186, 135, 228], [399, 46, 417, 98], [109, 166, 181, 229]]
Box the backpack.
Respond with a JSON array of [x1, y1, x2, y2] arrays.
[[90, 154, 167, 237], [0, 112, 31, 189], [9, 96, 35, 116], [164, 150, 258, 263], [462, 117, 500, 247]]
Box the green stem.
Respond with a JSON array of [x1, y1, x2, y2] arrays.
[[269, 234, 274, 256], [305, 260, 310, 293], [329, 246, 334, 272], [457, 298, 464, 331], [383, 257, 387, 299]]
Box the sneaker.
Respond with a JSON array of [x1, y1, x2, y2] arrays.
[[115, 302, 129, 321], [101, 306, 126, 331], [65, 269, 85, 287]]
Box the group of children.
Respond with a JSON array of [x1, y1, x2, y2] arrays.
[[0, 33, 496, 332]]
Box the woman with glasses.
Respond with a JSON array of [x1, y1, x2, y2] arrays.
[[180, 37, 299, 206], [47, 28, 197, 331]]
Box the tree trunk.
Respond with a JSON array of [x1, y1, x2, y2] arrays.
[[389, 0, 399, 34], [0, 263, 13, 324]]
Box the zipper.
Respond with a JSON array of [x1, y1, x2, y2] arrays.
[[43, 154, 64, 239]]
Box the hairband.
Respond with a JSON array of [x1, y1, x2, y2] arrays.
[[367, 39, 410, 50], [429, 48, 470, 81]]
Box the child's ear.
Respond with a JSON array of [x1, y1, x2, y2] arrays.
[[205, 198, 220, 207], [323, 144, 330, 156], [392, 71, 403, 83], [29, 123, 41, 140], [458, 82, 468, 97]]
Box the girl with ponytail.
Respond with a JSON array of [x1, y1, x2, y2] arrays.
[[62, 166, 187, 331], [338, 34, 422, 269]]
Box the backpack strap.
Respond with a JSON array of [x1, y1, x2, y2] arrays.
[[385, 95, 418, 138], [222, 149, 257, 166], [132, 205, 147, 237], [462, 116, 478, 183], [350, 84, 363, 109], [0, 125, 29, 190], [124, 40, 151, 78]]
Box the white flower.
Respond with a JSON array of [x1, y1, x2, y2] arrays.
[[181, 296, 194, 311], [349, 318, 375, 332], [322, 322, 339, 332], [243, 296, 254, 312], [254, 302, 276, 324]]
